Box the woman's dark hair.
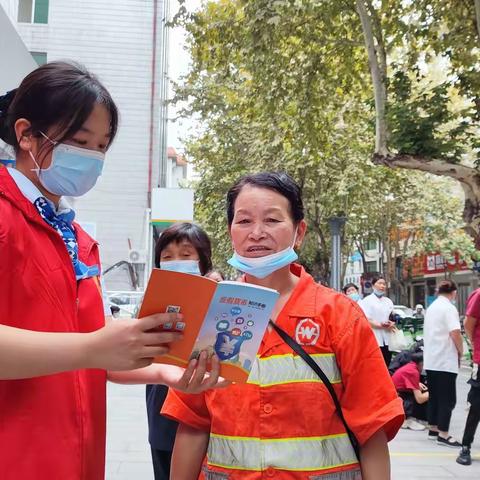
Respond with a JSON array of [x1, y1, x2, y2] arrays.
[[411, 352, 424, 365], [371, 275, 386, 286], [438, 280, 457, 294], [342, 283, 359, 294], [154, 223, 212, 275], [226, 172, 304, 226], [0, 61, 118, 158]]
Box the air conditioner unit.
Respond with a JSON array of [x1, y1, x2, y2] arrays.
[[128, 249, 147, 264]]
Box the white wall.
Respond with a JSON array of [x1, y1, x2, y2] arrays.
[[0, 3, 36, 93], [1, 0, 169, 282], [166, 157, 186, 188]]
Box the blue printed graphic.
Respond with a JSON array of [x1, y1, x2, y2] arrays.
[[214, 331, 247, 360], [216, 320, 230, 331], [190, 281, 279, 376]]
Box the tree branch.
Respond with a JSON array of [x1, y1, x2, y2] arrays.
[[373, 152, 480, 246], [356, 0, 388, 155], [372, 152, 479, 183], [365, 0, 387, 80]]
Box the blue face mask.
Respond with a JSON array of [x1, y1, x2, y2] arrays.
[[30, 133, 104, 197], [227, 235, 298, 279], [160, 260, 201, 276], [348, 293, 361, 302], [373, 288, 385, 298]]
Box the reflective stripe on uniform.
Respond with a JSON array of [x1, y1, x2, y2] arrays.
[[207, 433, 358, 472], [247, 353, 341, 387]]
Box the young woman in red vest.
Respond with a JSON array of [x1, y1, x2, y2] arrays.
[[0, 61, 220, 480], [163, 172, 404, 480]]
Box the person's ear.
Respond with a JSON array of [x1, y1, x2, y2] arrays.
[[294, 220, 307, 249], [14, 118, 34, 153]]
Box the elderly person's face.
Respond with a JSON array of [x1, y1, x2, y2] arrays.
[[229, 185, 306, 258]]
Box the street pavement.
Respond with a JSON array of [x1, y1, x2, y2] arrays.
[[106, 366, 480, 479]]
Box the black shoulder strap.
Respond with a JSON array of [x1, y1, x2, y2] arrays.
[[269, 320, 360, 460]]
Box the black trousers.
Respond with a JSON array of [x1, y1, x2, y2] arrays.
[[150, 448, 172, 480], [398, 390, 428, 421], [380, 345, 392, 368], [426, 370, 457, 432], [461, 385, 480, 447]]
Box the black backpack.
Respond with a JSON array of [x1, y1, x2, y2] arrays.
[[388, 339, 424, 375]]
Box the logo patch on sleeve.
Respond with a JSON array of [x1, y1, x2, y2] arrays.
[[295, 318, 320, 345]]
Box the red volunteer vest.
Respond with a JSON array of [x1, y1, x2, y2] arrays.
[[0, 167, 107, 480]]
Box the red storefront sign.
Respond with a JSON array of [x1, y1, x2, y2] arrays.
[[408, 253, 468, 277]]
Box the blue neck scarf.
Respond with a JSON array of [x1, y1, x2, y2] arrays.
[[34, 196, 99, 280]]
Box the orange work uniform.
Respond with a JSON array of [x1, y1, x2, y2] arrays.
[[163, 264, 404, 479]]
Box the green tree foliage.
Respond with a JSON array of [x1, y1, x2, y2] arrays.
[[172, 0, 478, 280]]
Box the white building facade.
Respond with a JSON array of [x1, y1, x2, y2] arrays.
[[0, 0, 170, 287], [344, 240, 383, 292], [166, 146, 187, 188]]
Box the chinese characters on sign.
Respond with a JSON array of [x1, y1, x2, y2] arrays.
[[219, 297, 267, 309]]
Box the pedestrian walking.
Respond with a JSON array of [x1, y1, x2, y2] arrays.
[[0, 61, 220, 480], [359, 277, 396, 367], [456, 287, 480, 465], [162, 172, 404, 479], [423, 280, 463, 447]]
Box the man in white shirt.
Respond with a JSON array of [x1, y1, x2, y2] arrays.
[[423, 280, 463, 447], [359, 276, 395, 367]]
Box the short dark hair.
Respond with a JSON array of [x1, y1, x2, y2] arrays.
[[371, 276, 386, 286], [154, 223, 212, 275], [226, 172, 304, 226], [438, 280, 457, 294], [411, 352, 424, 365], [0, 61, 118, 158], [342, 283, 359, 294]]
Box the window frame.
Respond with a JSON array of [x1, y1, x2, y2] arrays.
[[30, 51, 48, 66], [18, 0, 49, 24]]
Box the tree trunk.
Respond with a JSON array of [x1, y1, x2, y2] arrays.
[[314, 230, 331, 284], [373, 152, 480, 246], [356, 0, 388, 155], [475, 0, 480, 40], [355, 239, 369, 274]]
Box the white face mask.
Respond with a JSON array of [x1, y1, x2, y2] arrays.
[[227, 231, 298, 279], [160, 259, 201, 276], [30, 132, 104, 197]]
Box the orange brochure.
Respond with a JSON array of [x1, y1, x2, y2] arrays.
[[138, 269, 279, 383]]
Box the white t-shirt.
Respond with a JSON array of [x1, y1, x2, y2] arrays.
[[423, 295, 461, 374], [359, 293, 394, 346]]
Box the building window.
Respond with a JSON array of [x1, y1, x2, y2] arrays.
[[30, 51, 47, 66], [18, 0, 49, 24], [365, 260, 378, 273], [366, 239, 377, 250]]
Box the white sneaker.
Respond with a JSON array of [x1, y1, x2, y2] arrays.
[[405, 418, 426, 431]]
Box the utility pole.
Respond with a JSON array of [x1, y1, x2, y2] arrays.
[[158, 0, 170, 190]]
